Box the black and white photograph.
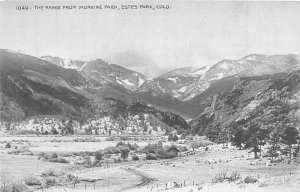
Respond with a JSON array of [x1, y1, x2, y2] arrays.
[[0, 1, 300, 192]]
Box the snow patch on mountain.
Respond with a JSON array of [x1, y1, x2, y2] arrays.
[[178, 86, 187, 93], [219, 62, 231, 69], [167, 77, 180, 83], [79, 62, 88, 71], [138, 77, 145, 86], [207, 72, 225, 81], [193, 66, 209, 76], [7, 75, 23, 90], [122, 79, 134, 86]]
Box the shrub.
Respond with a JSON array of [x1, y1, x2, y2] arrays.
[[167, 145, 179, 155], [120, 147, 130, 160], [132, 155, 139, 161], [73, 151, 93, 157], [24, 176, 42, 186], [177, 145, 188, 152], [181, 133, 187, 140], [173, 134, 179, 141], [51, 153, 58, 159], [191, 139, 213, 150], [5, 143, 11, 148], [157, 149, 177, 159], [244, 176, 258, 183], [44, 177, 57, 187], [116, 141, 126, 147], [103, 146, 121, 154], [158, 140, 163, 146], [116, 142, 139, 151], [127, 143, 139, 151], [47, 157, 68, 163], [212, 170, 228, 183], [146, 153, 158, 160], [143, 144, 161, 154], [41, 169, 64, 177], [120, 136, 129, 141], [0, 183, 29, 192], [82, 156, 92, 167], [7, 147, 32, 155], [95, 151, 104, 161], [228, 171, 241, 182], [57, 158, 68, 163], [106, 136, 117, 141], [66, 173, 78, 182], [168, 134, 174, 141], [212, 170, 241, 183], [114, 157, 122, 163]]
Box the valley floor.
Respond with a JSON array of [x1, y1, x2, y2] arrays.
[[0, 136, 299, 192]]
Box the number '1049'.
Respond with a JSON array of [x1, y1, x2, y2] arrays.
[[16, 6, 29, 10]]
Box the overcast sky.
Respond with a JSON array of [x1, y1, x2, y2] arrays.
[[1, 1, 300, 77]]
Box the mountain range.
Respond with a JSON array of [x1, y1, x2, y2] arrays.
[[1, 48, 299, 135]]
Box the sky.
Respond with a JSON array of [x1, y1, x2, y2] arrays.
[[1, 1, 300, 77]]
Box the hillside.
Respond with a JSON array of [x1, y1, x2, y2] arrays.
[[190, 70, 300, 141], [0, 49, 190, 134]]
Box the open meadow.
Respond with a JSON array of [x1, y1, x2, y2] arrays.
[[1, 135, 299, 192]]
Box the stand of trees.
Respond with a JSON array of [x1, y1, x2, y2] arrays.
[[230, 123, 299, 161]]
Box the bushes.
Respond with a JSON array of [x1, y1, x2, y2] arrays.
[[7, 147, 33, 155], [168, 134, 178, 142], [39, 153, 68, 163], [143, 144, 179, 160], [212, 170, 228, 183], [51, 153, 58, 159], [82, 156, 92, 167], [127, 143, 139, 151], [44, 177, 57, 187], [41, 169, 64, 177], [0, 183, 29, 192], [103, 146, 121, 154], [143, 144, 161, 154], [167, 145, 179, 155], [146, 153, 158, 160], [157, 149, 177, 159], [5, 143, 11, 148], [24, 176, 42, 186], [212, 170, 241, 183], [106, 136, 117, 141], [132, 155, 139, 161], [120, 147, 130, 160], [212, 170, 258, 184], [116, 141, 139, 150], [64, 173, 78, 183], [244, 176, 258, 183], [191, 139, 213, 150], [176, 145, 188, 152], [48, 158, 68, 163], [72, 151, 94, 157], [116, 141, 126, 147], [95, 151, 104, 161]]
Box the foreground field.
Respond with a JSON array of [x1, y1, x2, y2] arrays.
[[1, 136, 300, 192]]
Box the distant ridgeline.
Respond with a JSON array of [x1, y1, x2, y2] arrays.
[[0, 49, 299, 137]]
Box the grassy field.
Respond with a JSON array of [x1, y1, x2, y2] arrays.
[[1, 136, 300, 192]]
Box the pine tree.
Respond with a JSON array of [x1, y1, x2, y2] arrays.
[[268, 129, 281, 162], [281, 126, 299, 161], [244, 121, 260, 158], [232, 127, 245, 150]]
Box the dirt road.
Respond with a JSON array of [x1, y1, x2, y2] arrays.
[[120, 168, 155, 191]]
